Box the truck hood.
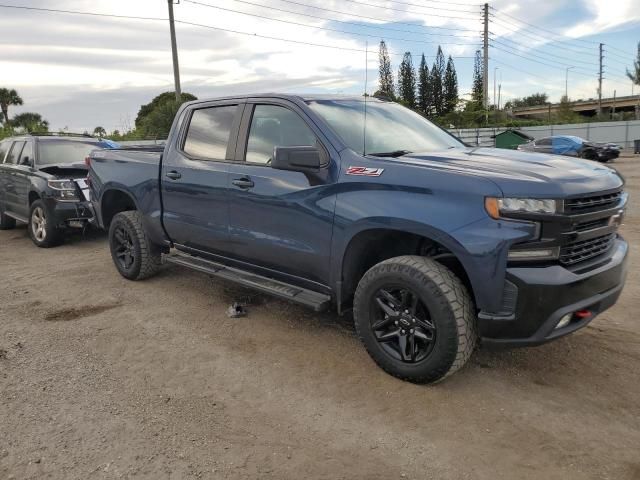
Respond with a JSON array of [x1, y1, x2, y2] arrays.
[[397, 147, 623, 197]]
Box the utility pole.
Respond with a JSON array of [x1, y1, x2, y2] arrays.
[[565, 66, 574, 99], [168, 0, 182, 102], [482, 3, 489, 123], [598, 43, 603, 116]]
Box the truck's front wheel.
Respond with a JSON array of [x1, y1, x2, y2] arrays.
[[353, 256, 476, 383], [109, 211, 161, 280]]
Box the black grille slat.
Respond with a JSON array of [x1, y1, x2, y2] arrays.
[[559, 233, 616, 266], [565, 191, 622, 213], [574, 218, 609, 232]]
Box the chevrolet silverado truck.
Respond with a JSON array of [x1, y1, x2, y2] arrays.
[[0, 133, 118, 247], [88, 95, 628, 383]]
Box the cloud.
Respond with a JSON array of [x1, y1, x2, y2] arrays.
[[2, 0, 638, 131]]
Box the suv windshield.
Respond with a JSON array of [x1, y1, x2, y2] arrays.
[[307, 99, 463, 155], [37, 139, 118, 166]]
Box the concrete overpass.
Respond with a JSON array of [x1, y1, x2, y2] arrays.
[[511, 95, 640, 119]]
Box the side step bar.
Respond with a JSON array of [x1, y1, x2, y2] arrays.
[[163, 251, 331, 312]]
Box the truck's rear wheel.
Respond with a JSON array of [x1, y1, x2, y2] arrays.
[[109, 211, 161, 280], [353, 256, 476, 383]]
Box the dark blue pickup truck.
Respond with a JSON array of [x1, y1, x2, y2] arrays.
[[89, 95, 628, 383]]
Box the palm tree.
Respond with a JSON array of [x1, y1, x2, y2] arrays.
[[0, 88, 24, 125], [93, 126, 107, 137], [12, 112, 49, 133], [627, 41, 640, 87]]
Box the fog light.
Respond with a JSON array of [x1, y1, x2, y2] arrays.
[[555, 314, 572, 330], [508, 248, 559, 261]]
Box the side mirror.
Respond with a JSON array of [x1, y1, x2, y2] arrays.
[[271, 146, 322, 173], [21, 156, 33, 167]]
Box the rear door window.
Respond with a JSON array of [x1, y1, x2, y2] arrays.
[[182, 105, 238, 161], [5, 141, 25, 165]]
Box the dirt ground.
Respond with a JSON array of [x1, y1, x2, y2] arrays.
[[1, 154, 639, 480]]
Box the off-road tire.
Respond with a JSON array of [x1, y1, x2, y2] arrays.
[[0, 204, 16, 230], [353, 255, 476, 384], [28, 199, 64, 248], [109, 211, 161, 280]]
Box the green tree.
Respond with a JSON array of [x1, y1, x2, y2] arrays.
[[431, 46, 445, 116], [0, 88, 23, 125], [471, 50, 483, 106], [12, 112, 49, 133], [417, 54, 430, 115], [504, 93, 549, 109], [397, 52, 416, 108], [378, 40, 395, 99], [627, 41, 640, 87], [135, 91, 197, 138], [93, 126, 107, 137], [443, 55, 458, 115]]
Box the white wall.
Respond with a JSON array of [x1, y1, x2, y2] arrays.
[[451, 120, 640, 149]]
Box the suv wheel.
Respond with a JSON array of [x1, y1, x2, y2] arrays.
[[29, 200, 63, 247], [0, 204, 16, 230], [353, 256, 476, 383], [109, 211, 161, 280]]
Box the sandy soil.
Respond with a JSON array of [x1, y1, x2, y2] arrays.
[[1, 154, 639, 480]]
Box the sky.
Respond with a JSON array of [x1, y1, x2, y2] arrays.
[[1, 0, 639, 133]]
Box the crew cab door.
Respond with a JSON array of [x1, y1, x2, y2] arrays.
[[160, 100, 243, 255], [226, 100, 339, 288]]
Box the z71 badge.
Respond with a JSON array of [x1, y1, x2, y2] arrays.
[[346, 166, 384, 177]]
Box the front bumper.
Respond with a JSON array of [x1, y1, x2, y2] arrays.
[[480, 238, 628, 348], [43, 198, 94, 228]]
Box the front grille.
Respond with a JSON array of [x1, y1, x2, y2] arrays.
[[574, 218, 609, 232], [564, 191, 622, 213], [559, 233, 616, 266]]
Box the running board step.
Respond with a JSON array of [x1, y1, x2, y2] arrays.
[[163, 251, 331, 312]]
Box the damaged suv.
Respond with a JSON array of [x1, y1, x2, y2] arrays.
[[0, 133, 118, 247]]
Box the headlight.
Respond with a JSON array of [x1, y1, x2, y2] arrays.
[[48, 179, 79, 201], [485, 197, 557, 219]]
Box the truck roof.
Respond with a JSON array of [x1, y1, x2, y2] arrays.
[[184, 93, 389, 105]]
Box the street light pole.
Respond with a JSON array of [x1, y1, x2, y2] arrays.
[[167, 0, 182, 102], [565, 66, 574, 99]]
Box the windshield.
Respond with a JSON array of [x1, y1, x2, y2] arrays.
[[37, 139, 118, 166], [307, 99, 463, 155]]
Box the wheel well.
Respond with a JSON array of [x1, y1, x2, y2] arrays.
[[28, 191, 40, 205], [340, 229, 473, 311], [101, 190, 137, 227]]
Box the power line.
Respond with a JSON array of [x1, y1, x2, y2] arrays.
[[490, 36, 599, 68], [489, 15, 597, 57], [183, 0, 480, 46], [0, 3, 474, 60], [266, 0, 481, 33], [490, 43, 597, 77], [357, 0, 482, 13], [222, 0, 482, 36], [490, 7, 598, 46], [219, 0, 478, 38], [319, 0, 480, 20]]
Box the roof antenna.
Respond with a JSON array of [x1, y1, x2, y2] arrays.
[[363, 40, 368, 156]]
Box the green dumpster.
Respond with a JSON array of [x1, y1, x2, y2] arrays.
[[494, 129, 535, 150]]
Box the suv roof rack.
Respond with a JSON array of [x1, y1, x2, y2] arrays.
[[26, 132, 96, 138]]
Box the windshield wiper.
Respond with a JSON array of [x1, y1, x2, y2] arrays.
[[367, 149, 413, 158]]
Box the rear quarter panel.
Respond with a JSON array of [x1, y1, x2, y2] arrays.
[[89, 149, 166, 244]]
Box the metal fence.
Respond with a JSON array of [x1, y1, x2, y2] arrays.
[[451, 120, 640, 149]]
